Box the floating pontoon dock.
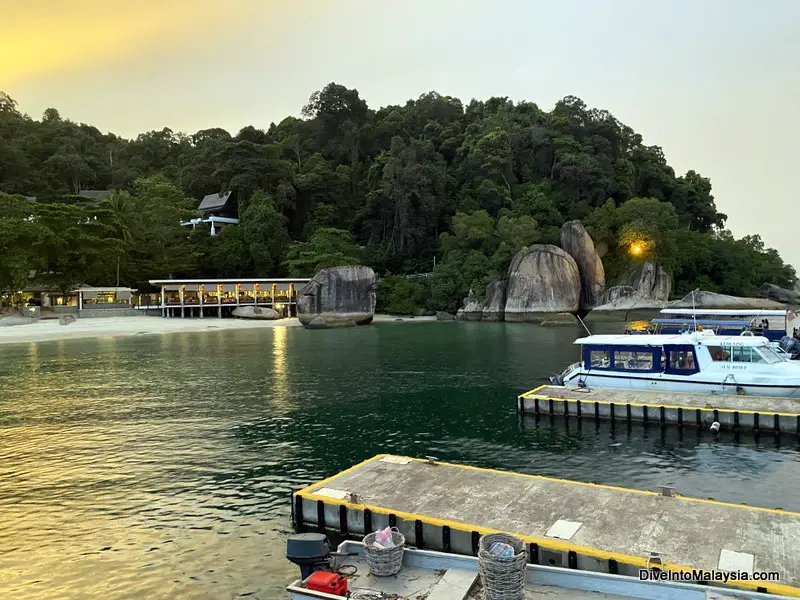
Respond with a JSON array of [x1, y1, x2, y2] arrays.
[[292, 454, 800, 597], [518, 385, 800, 434]]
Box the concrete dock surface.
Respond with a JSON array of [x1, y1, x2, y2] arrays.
[[519, 385, 800, 432], [294, 455, 800, 597]]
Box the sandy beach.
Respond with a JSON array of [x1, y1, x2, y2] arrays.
[[0, 313, 438, 345]]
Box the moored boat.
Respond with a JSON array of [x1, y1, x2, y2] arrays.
[[657, 309, 795, 342], [550, 330, 800, 397], [286, 539, 782, 599]]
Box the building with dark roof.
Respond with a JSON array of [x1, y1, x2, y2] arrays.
[[182, 190, 239, 236]]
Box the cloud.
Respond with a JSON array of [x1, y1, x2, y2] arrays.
[[0, 0, 248, 85]]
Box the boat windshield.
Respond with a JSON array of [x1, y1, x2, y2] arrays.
[[757, 346, 785, 364], [707, 344, 785, 364]]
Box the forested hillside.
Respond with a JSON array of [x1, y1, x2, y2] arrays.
[[0, 85, 794, 312]]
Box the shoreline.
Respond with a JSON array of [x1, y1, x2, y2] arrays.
[[0, 313, 438, 346]]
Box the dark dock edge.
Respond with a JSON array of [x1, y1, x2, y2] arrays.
[[518, 385, 800, 435]]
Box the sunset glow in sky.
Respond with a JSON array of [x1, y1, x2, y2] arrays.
[[2, 0, 799, 269]]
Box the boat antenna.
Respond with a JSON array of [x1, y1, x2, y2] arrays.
[[692, 288, 698, 333], [576, 314, 592, 336]]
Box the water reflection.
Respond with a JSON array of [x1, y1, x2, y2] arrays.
[[272, 326, 288, 407], [1, 323, 799, 599]]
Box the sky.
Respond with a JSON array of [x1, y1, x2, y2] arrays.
[[2, 0, 799, 272]]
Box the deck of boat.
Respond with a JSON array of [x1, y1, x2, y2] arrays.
[[293, 455, 800, 597], [288, 542, 774, 599], [518, 385, 800, 432]]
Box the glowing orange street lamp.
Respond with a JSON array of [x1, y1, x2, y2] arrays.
[[630, 243, 643, 256]]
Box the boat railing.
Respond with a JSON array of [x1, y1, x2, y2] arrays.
[[561, 361, 581, 378]]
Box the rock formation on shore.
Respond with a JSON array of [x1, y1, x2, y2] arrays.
[[232, 306, 280, 320], [504, 245, 581, 321], [669, 291, 785, 310], [455, 289, 483, 321], [481, 280, 507, 321], [560, 221, 605, 313], [758, 283, 800, 305], [0, 316, 35, 327], [593, 261, 671, 311], [297, 266, 376, 328]]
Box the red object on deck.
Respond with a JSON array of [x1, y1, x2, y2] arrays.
[[304, 571, 348, 596]]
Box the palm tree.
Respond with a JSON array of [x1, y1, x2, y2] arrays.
[[107, 190, 137, 287]]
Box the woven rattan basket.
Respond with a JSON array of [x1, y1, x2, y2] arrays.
[[362, 528, 405, 576], [477, 533, 527, 600]]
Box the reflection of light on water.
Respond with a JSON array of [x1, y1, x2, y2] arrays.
[[627, 320, 651, 332], [27, 342, 40, 370], [273, 326, 288, 404]]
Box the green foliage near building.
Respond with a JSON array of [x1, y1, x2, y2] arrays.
[[0, 194, 47, 299], [282, 228, 362, 277], [0, 86, 794, 308], [376, 275, 428, 315]]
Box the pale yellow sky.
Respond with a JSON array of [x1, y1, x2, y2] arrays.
[[2, 0, 799, 272]]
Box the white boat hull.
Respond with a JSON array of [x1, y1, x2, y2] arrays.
[[565, 372, 800, 398]]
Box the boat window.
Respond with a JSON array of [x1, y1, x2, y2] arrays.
[[668, 350, 695, 371], [613, 351, 654, 370], [731, 346, 766, 363], [756, 346, 784, 364], [589, 350, 611, 369], [707, 346, 730, 362]]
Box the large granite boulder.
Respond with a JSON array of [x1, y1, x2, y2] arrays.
[[456, 289, 483, 321], [305, 315, 359, 329], [0, 316, 35, 327], [232, 306, 281, 320], [627, 261, 670, 301], [560, 221, 605, 313], [297, 266, 376, 328], [504, 245, 581, 321], [758, 283, 800, 305], [669, 291, 785, 310], [482, 280, 507, 321], [436, 311, 455, 321], [593, 261, 671, 311]]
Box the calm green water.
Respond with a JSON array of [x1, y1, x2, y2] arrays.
[[2, 321, 800, 599]]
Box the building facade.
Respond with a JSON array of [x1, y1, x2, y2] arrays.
[[143, 278, 310, 318]]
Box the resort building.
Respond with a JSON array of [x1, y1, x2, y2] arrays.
[[181, 191, 239, 236], [7, 285, 138, 317], [142, 278, 311, 318]]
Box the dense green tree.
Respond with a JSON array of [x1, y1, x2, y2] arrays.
[[282, 228, 361, 277], [128, 176, 199, 283], [240, 190, 291, 275], [0, 86, 793, 304], [360, 136, 452, 271], [0, 194, 47, 301], [376, 275, 428, 314], [207, 226, 250, 278], [34, 201, 119, 294], [104, 190, 138, 287]]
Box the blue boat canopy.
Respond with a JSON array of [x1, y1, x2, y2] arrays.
[[652, 318, 757, 327]]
